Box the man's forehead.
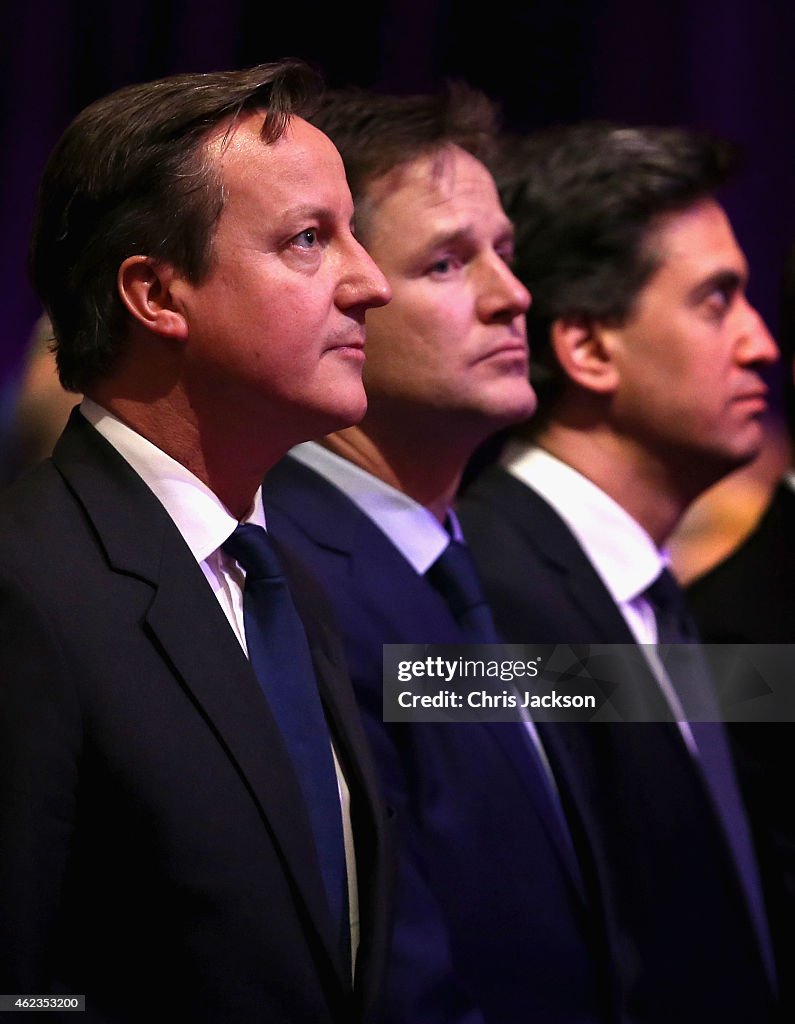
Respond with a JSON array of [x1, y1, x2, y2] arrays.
[[645, 198, 747, 280], [204, 112, 346, 205], [366, 144, 497, 207], [650, 199, 741, 256], [205, 111, 326, 162]]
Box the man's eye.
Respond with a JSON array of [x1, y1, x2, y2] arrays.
[[705, 288, 731, 316], [428, 256, 460, 275], [496, 245, 516, 266], [293, 229, 318, 249]]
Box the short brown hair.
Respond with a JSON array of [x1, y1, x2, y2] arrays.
[[307, 83, 500, 241], [30, 60, 321, 393]]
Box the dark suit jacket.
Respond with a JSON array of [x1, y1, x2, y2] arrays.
[[0, 412, 392, 1023], [687, 479, 795, 1004], [263, 454, 611, 1024], [458, 463, 777, 1023]]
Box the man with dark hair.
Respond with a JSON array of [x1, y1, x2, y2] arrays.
[[459, 122, 780, 1021], [263, 88, 612, 1024], [0, 62, 393, 1022]]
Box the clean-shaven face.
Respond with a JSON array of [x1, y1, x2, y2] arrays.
[[171, 112, 391, 445], [356, 144, 536, 436], [607, 198, 778, 476]]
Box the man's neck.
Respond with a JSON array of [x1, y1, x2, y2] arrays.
[[532, 421, 691, 547], [88, 390, 277, 522], [322, 424, 470, 525]]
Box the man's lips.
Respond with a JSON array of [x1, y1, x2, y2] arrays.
[[732, 387, 768, 413], [473, 340, 529, 365], [324, 334, 366, 358]]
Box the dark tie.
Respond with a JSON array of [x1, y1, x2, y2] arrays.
[[223, 524, 349, 968], [646, 567, 775, 985], [426, 538, 501, 643], [426, 534, 581, 861]]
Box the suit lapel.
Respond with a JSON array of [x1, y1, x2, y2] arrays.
[[473, 467, 637, 642], [52, 412, 346, 983], [267, 456, 467, 642]]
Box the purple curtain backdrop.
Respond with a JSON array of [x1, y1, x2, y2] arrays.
[[3, 0, 794, 401]]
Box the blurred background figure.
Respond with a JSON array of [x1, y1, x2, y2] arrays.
[[668, 417, 789, 588], [685, 240, 795, 1012], [686, 240, 795, 637], [5, 314, 78, 482]]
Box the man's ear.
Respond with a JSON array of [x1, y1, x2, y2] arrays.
[[550, 315, 620, 395], [117, 256, 188, 339]]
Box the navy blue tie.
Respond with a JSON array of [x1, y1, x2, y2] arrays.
[[646, 567, 775, 987], [426, 539, 501, 643], [426, 536, 579, 859], [223, 524, 349, 968]]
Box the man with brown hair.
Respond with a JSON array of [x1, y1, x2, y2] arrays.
[[0, 63, 392, 1022]]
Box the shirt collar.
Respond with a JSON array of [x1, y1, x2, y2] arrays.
[[80, 398, 265, 564], [501, 440, 667, 603], [290, 441, 455, 573]]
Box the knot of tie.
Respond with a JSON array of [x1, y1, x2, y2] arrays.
[[645, 567, 698, 646], [222, 523, 282, 581]]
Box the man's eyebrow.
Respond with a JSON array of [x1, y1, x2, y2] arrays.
[[689, 268, 746, 304], [418, 221, 515, 254], [281, 203, 333, 222], [419, 226, 476, 252]]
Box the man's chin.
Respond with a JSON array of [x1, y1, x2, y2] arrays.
[[697, 438, 764, 485], [485, 391, 538, 432], [300, 394, 369, 444]]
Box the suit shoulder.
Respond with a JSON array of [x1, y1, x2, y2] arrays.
[[0, 460, 80, 558]]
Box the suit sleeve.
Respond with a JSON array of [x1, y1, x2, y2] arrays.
[[0, 570, 81, 993]]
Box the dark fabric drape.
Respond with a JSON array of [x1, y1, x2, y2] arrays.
[[3, 0, 794, 393]]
